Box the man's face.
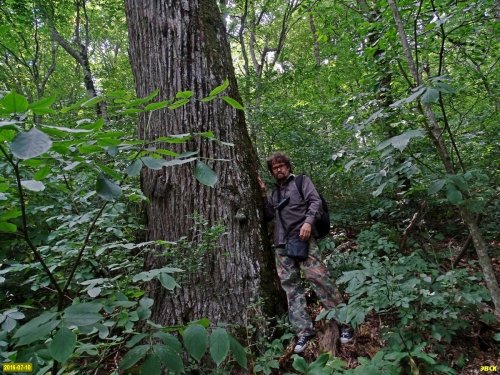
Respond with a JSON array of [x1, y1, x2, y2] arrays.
[[271, 161, 290, 183]]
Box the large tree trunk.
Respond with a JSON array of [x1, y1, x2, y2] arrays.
[[124, 0, 281, 326]]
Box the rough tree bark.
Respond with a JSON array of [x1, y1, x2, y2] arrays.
[[124, 0, 281, 327]]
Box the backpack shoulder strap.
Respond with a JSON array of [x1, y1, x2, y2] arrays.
[[295, 174, 305, 201]]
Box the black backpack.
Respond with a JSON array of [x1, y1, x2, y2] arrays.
[[294, 174, 331, 239]]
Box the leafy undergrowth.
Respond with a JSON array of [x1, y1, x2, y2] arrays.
[[272, 229, 499, 375]]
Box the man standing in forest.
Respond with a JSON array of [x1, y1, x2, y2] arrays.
[[257, 152, 352, 353]]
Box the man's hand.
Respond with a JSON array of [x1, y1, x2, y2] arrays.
[[299, 222, 312, 241], [257, 176, 267, 197]]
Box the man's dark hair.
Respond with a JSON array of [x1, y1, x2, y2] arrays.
[[267, 152, 293, 173]]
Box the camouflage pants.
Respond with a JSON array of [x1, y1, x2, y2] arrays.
[[275, 239, 344, 336]]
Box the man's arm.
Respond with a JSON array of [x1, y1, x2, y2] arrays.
[[299, 176, 321, 241], [258, 177, 275, 221]]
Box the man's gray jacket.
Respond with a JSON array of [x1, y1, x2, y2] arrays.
[[264, 174, 322, 247]]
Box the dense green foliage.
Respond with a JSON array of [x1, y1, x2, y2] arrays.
[[0, 0, 498, 374]]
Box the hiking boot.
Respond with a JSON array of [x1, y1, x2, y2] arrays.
[[294, 335, 312, 353], [340, 326, 353, 344]]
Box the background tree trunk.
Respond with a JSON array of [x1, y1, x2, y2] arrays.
[[124, 0, 282, 326]]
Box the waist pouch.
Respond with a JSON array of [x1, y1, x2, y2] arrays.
[[285, 233, 309, 260]]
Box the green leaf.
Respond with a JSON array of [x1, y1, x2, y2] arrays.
[[428, 179, 445, 195], [144, 100, 172, 111], [446, 186, 463, 205], [154, 345, 185, 373], [221, 96, 244, 110], [153, 149, 178, 157], [13, 312, 57, 338], [194, 161, 217, 187], [28, 95, 56, 114], [141, 156, 165, 170], [421, 87, 439, 104], [34, 165, 52, 181], [229, 336, 247, 369], [210, 328, 230, 366], [176, 91, 194, 99], [164, 157, 197, 167], [377, 129, 424, 152], [157, 135, 192, 144], [0, 222, 17, 233], [11, 128, 52, 160], [126, 160, 143, 177], [158, 273, 179, 291], [183, 324, 208, 362], [21, 180, 45, 192], [81, 96, 104, 108], [42, 125, 91, 134], [96, 174, 122, 202], [153, 333, 182, 353], [209, 79, 229, 96], [126, 333, 148, 348], [2, 317, 16, 332], [13, 312, 60, 346], [1, 92, 29, 113], [292, 354, 309, 373], [64, 302, 103, 327], [49, 327, 77, 363], [168, 99, 190, 110], [141, 354, 161, 375], [120, 345, 150, 370]]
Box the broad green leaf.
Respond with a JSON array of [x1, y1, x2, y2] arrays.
[[141, 157, 165, 170], [222, 96, 244, 110], [81, 96, 103, 108], [28, 95, 56, 113], [126, 160, 143, 176], [158, 273, 178, 291], [153, 332, 182, 353], [164, 157, 197, 167], [120, 345, 150, 370], [377, 129, 424, 152], [372, 181, 387, 197], [126, 333, 148, 348], [145, 100, 172, 111], [1, 92, 29, 113], [209, 79, 229, 96], [17, 320, 61, 346], [210, 327, 230, 366], [0, 222, 17, 233], [49, 327, 77, 363], [183, 324, 208, 361], [154, 345, 185, 373], [11, 128, 52, 160], [229, 336, 247, 369], [2, 317, 16, 332], [176, 91, 193, 99], [198, 131, 216, 140], [157, 134, 192, 144], [64, 302, 103, 327], [42, 125, 91, 134], [389, 86, 425, 108], [428, 179, 446, 195], [96, 174, 122, 202], [421, 87, 439, 104], [292, 355, 309, 373], [141, 355, 161, 375], [168, 99, 190, 110], [194, 161, 217, 187], [21, 180, 45, 192], [153, 149, 178, 157], [13, 312, 57, 338], [446, 186, 463, 205], [34, 165, 52, 180]]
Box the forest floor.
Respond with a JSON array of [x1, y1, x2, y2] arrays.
[[274, 235, 500, 375]]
